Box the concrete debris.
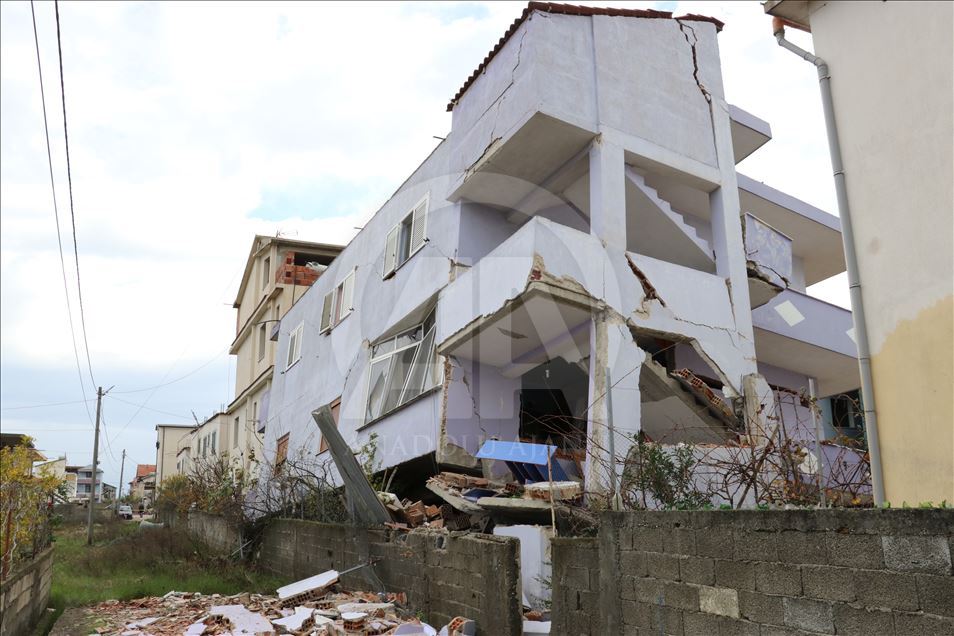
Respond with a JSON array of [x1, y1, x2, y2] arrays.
[[71, 582, 462, 636], [523, 481, 581, 501]]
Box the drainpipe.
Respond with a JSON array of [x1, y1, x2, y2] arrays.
[[772, 18, 884, 506]]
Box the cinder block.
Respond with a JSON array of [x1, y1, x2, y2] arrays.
[[883, 535, 953, 575], [684, 610, 720, 636], [917, 574, 954, 617], [658, 581, 701, 611], [831, 603, 895, 636], [827, 532, 884, 569], [680, 556, 715, 585], [778, 531, 828, 565], [621, 600, 652, 629], [649, 603, 684, 636], [699, 586, 740, 618], [854, 570, 919, 611], [665, 527, 696, 556], [647, 552, 682, 581], [739, 590, 784, 625], [783, 597, 834, 634], [801, 564, 856, 602], [893, 611, 954, 636], [630, 525, 665, 552], [755, 562, 802, 596], [697, 528, 735, 559], [716, 616, 760, 636], [714, 559, 755, 590], [735, 530, 778, 562], [621, 550, 648, 577]]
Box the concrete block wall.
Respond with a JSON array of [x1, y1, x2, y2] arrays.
[[551, 509, 954, 635], [257, 519, 523, 636], [187, 511, 241, 555], [0, 546, 54, 636], [551, 537, 601, 635]]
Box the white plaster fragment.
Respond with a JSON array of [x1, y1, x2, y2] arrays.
[[210, 605, 274, 635]]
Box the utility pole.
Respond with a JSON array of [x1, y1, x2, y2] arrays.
[[115, 449, 126, 512], [87, 386, 104, 546]]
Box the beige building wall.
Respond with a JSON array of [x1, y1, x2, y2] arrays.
[[155, 424, 194, 486], [777, 1, 954, 503]]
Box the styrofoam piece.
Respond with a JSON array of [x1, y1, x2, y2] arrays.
[[340, 611, 368, 621], [522, 620, 552, 634], [276, 570, 339, 600], [393, 623, 437, 635]]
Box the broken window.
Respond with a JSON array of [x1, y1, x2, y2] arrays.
[[319, 268, 356, 333], [383, 195, 428, 278], [286, 322, 303, 369], [275, 433, 289, 472], [365, 309, 441, 422], [831, 389, 864, 432]]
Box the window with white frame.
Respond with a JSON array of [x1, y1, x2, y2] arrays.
[[285, 322, 303, 369], [383, 195, 428, 278], [365, 309, 441, 422], [319, 268, 356, 333]]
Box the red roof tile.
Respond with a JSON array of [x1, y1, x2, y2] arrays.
[[135, 464, 156, 479], [446, 2, 724, 112]]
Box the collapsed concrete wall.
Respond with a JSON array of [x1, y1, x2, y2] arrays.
[[550, 509, 954, 635], [256, 519, 523, 635]]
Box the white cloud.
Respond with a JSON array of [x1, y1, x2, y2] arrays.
[[0, 0, 849, 488]]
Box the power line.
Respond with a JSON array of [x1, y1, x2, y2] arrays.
[[1, 397, 95, 411], [54, 0, 96, 389], [106, 394, 191, 421], [29, 0, 94, 429], [113, 346, 229, 394]]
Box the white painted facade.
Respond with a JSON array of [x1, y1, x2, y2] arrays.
[[263, 6, 861, 496]]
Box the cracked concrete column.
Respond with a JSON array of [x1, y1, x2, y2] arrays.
[[709, 98, 758, 369], [589, 136, 627, 250], [584, 311, 642, 498]]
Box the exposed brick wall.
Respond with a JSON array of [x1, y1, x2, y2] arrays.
[[551, 510, 954, 635], [0, 546, 53, 636], [256, 519, 522, 636]]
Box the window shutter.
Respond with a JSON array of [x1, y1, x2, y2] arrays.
[[320, 291, 334, 332], [409, 198, 428, 254], [384, 225, 399, 277], [341, 270, 355, 314]]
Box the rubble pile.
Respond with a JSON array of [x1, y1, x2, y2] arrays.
[[77, 570, 475, 636]]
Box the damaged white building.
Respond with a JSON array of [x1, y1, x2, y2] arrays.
[[262, 3, 865, 501]]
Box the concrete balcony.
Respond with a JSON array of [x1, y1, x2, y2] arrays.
[[752, 289, 859, 396]]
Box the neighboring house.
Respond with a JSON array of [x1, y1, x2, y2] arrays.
[[33, 457, 70, 502], [0, 433, 47, 464], [128, 464, 156, 505], [155, 423, 194, 487], [70, 464, 105, 502], [262, 4, 865, 499], [764, 0, 953, 506], [101, 483, 116, 501], [170, 235, 343, 480]]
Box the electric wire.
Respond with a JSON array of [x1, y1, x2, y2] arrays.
[[29, 0, 94, 428], [54, 0, 96, 389], [1, 397, 95, 411]]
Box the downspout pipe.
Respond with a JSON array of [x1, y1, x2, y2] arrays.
[[773, 18, 885, 506]]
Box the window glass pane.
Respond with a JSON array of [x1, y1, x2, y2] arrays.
[[383, 344, 418, 413], [394, 324, 423, 350], [402, 326, 435, 403], [366, 357, 391, 421], [398, 214, 413, 264], [372, 337, 395, 358]]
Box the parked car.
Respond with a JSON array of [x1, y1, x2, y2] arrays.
[[117, 504, 133, 520]]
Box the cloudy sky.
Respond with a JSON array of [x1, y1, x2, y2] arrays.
[[0, 1, 842, 492]]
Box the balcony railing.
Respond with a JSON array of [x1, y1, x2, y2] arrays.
[[744, 213, 792, 289]]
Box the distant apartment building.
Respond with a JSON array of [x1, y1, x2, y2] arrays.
[[69, 464, 105, 502], [260, 3, 867, 500], [764, 0, 953, 507], [155, 423, 193, 486], [161, 235, 342, 482], [33, 457, 72, 502]]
